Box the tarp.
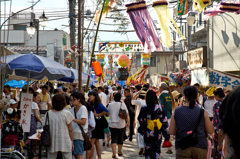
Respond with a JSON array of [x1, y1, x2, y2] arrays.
[[191, 67, 240, 90], [4, 80, 33, 88]]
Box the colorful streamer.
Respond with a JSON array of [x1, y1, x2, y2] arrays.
[[94, 0, 117, 23], [132, 65, 148, 83], [177, 0, 188, 15], [126, 1, 162, 52], [153, 0, 185, 48], [193, 0, 212, 12]]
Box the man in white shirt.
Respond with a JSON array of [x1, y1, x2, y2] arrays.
[[40, 85, 52, 110], [133, 84, 142, 97], [98, 86, 107, 107]]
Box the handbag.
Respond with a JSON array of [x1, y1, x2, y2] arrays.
[[119, 102, 127, 120], [41, 112, 51, 147], [162, 140, 172, 148], [74, 107, 92, 151], [94, 103, 108, 130], [176, 108, 204, 150]]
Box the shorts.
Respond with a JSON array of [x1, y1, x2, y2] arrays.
[[72, 140, 84, 155]]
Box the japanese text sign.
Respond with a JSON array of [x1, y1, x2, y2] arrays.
[[20, 93, 33, 132], [191, 68, 240, 90]]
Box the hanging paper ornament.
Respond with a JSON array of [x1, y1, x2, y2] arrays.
[[141, 53, 151, 65], [92, 60, 103, 76], [153, 0, 186, 48], [126, 1, 162, 52], [108, 54, 113, 64], [193, 0, 211, 12], [220, 2, 240, 12], [177, 0, 188, 15], [128, 54, 135, 74], [117, 54, 130, 68], [132, 65, 148, 83], [96, 54, 105, 66], [94, 0, 117, 23]]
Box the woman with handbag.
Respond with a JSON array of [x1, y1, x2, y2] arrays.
[[88, 91, 108, 159], [70, 92, 88, 159], [138, 90, 170, 159], [43, 94, 74, 159], [169, 86, 214, 159], [108, 93, 130, 158]]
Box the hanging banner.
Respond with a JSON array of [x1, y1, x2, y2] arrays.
[[62, 33, 69, 51], [191, 68, 240, 90], [187, 46, 207, 69], [20, 93, 33, 132]]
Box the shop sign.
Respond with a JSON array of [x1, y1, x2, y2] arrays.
[[20, 93, 33, 132], [62, 33, 68, 51], [187, 46, 207, 69]]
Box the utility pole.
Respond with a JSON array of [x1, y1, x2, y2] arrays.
[[78, 0, 84, 91], [69, 0, 76, 68], [172, 32, 175, 71]]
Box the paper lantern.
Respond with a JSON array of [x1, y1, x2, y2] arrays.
[[92, 60, 103, 76], [117, 54, 130, 68], [141, 53, 151, 65], [96, 54, 105, 66]]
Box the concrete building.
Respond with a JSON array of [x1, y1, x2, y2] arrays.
[[1, 12, 70, 65]]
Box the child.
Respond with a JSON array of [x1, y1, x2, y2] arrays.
[[1, 108, 23, 147]]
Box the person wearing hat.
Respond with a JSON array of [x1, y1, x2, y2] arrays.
[[132, 90, 146, 155], [172, 90, 181, 111], [9, 99, 18, 109]]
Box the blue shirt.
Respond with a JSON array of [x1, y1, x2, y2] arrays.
[[94, 103, 108, 114]]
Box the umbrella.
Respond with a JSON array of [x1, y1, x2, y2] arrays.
[[1, 53, 71, 80], [57, 68, 97, 84], [4, 80, 33, 88]]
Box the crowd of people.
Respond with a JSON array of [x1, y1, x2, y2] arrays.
[[1, 81, 240, 159]]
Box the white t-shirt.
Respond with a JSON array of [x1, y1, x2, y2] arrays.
[[31, 102, 39, 115], [204, 98, 216, 117], [99, 92, 107, 107], [108, 102, 128, 129], [5, 92, 13, 100], [132, 100, 146, 128], [71, 105, 88, 140], [40, 93, 51, 110]]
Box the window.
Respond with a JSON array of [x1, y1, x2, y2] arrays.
[[14, 25, 27, 31]]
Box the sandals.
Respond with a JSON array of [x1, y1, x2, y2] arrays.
[[112, 155, 116, 158], [166, 150, 173, 154], [118, 152, 123, 156]]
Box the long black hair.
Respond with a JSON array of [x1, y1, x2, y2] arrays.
[[146, 90, 159, 120], [184, 86, 198, 109], [88, 91, 101, 108], [71, 92, 86, 106], [219, 86, 240, 158]]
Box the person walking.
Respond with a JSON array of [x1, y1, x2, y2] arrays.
[[124, 88, 135, 141], [212, 88, 225, 159], [108, 93, 129, 158], [70, 92, 88, 159], [88, 91, 108, 159], [138, 90, 170, 159], [169, 86, 214, 159], [98, 86, 107, 107], [43, 94, 74, 159], [159, 82, 174, 154]]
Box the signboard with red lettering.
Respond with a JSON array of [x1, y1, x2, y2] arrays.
[[20, 93, 33, 132]]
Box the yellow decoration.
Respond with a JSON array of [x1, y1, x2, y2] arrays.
[[147, 118, 162, 131], [153, 1, 185, 47], [206, 86, 217, 96], [119, 42, 124, 47], [130, 47, 133, 50], [107, 44, 111, 47], [193, 0, 211, 12], [96, 54, 105, 65]]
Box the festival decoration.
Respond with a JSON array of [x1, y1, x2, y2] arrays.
[[96, 54, 105, 66], [132, 65, 148, 84], [108, 54, 113, 64], [206, 86, 217, 96], [220, 2, 240, 12], [177, 0, 188, 15], [126, 1, 162, 52], [141, 53, 151, 65], [168, 68, 191, 87], [117, 54, 130, 68], [128, 54, 135, 74], [94, 0, 117, 23], [92, 60, 103, 76], [203, 6, 224, 20], [119, 42, 124, 47], [153, 0, 185, 48], [193, 0, 212, 12]]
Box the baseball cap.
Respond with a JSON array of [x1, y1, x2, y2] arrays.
[[9, 99, 17, 105]]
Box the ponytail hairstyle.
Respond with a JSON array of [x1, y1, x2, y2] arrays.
[[184, 86, 198, 109], [71, 92, 86, 106]]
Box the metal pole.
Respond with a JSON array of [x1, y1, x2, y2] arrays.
[[172, 32, 175, 71], [0, 0, 2, 100], [36, 19, 39, 55], [85, 0, 107, 92], [188, 25, 192, 50]]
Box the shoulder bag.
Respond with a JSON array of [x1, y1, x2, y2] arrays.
[[94, 103, 108, 130], [41, 112, 51, 147], [119, 102, 127, 120], [74, 107, 92, 151], [176, 108, 204, 150]]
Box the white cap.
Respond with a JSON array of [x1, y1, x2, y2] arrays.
[[9, 99, 17, 105]]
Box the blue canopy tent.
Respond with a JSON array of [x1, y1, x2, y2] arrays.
[[4, 80, 33, 88]]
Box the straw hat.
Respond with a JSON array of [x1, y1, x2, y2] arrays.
[[172, 90, 180, 98]]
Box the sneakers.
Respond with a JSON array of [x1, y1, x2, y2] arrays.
[[166, 150, 173, 154]]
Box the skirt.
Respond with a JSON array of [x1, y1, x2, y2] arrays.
[[29, 115, 37, 136], [92, 127, 104, 139]]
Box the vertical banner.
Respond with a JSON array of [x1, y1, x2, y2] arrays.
[[20, 93, 33, 133], [62, 33, 68, 51]]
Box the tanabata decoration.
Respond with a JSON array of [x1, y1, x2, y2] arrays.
[[193, 0, 212, 12], [219, 2, 240, 12], [132, 65, 148, 84], [141, 53, 151, 65], [94, 0, 117, 23], [206, 86, 217, 96], [203, 6, 224, 20], [108, 54, 113, 64], [128, 54, 135, 74], [96, 54, 105, 66], [168, 68, 191, 87], [126, 1, 162, 52], [117, 54, 130, 68], [92, 60, 103, 76], [153, 0, 185, 48], [177, 0, 188, 15]]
